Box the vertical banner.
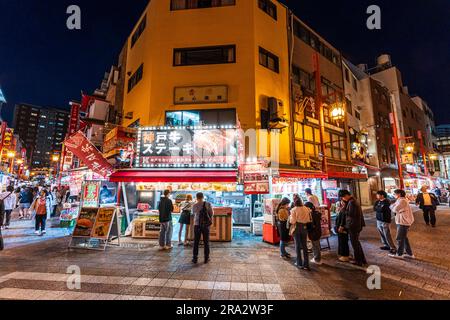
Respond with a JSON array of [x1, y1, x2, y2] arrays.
[[69, 102, 81, 136]]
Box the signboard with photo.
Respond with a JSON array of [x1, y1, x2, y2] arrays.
[[243, 162, 270, 195], [136, 127, 238, 168], [82, 181, 100, 208], [91, 207, 116, 239], [72, 208, 98, 238]]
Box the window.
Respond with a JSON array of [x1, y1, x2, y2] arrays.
[[128, 64, 144, 93], [259, 47, 279, 73], [171, 0, 235, 10], [131, 15, 146, 48], [292, 66, 315, 92], [355, 111, 361, 120], [174, 45, 236, 66], [345, 98, 352, 115], [352, 77, 358, 91], [166, 109, 236, 126], [344, 68, 350, 82], [258, 0, 277, 20]]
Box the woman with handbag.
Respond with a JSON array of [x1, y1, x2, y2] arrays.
[[275, 198, 291, 259], [178, 194, 194, 246], [30, 189, 52, 236], [290, 198, 312, 270]]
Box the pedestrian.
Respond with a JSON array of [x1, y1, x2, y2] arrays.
[[304, 202, 323, 265], [157, 189, 174, 251], [415, 186, 439, 227], [178, 194, 194, 246], [275, 198, 291, 259], [30, 189, 52, 236], [18, 187, 33, 220], [374, 191, 397, 254], [290, 194, 300, 210], [390, 189, 415, 259], [305, 188, 320, 208], [335, 197, 350, 262], [289, 199, 312, 270], [339, 190, 367, 267], [0, 186, 17, 229], [50, 187, 58, 217], [192, 192, 214, 264]]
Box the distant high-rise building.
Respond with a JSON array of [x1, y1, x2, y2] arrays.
[[13, 103, 70, 169]]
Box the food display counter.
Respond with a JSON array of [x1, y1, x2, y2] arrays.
[[188, 207, 233, 242], [131, 211, 160, 239]]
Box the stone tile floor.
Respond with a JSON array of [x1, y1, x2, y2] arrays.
[[0, 206, 450, 300]]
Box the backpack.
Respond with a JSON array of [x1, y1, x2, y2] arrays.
[[199, 202, 213, 227]]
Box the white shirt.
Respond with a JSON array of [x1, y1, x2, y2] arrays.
[[1, 192, 17, 211], [307, 194, 320, 208]]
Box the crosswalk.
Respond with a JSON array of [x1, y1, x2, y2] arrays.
[[0, 271, 286, 300]]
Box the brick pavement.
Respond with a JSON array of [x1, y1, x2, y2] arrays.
[[0, 206, 449, 300]]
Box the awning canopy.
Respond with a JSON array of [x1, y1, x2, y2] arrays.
[[109, 169, 238, 183], [277, 169, 327, 179]]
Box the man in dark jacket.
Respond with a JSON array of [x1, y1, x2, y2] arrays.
[[374, 191, 396, 254], [305, 202, 322, 265], [158, 189, 174, 250], [339, 190, 367, 267], [415, 186, 439, 227]]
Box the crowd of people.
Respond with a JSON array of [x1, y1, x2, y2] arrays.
[[0, 184, 71, 236]]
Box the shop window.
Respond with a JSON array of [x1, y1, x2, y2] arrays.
[[174, 45, 236, 66]]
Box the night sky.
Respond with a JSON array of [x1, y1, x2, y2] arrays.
[[1, 0, 449, 126]]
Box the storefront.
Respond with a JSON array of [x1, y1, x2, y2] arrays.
[[108, 124, 243, 242]]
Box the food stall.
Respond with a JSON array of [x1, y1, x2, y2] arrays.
[[109, 125, 242, 242]]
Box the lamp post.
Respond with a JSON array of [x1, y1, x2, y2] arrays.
[[52, 155, 60, 184], [6, 151, 15, 174]]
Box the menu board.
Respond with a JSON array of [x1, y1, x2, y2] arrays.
[[82, 181, 100, 208], [72, 208, 98, 238], [243, 162, 270, 195], [319, 207, 331, 238], [91, 208, 116, 239]]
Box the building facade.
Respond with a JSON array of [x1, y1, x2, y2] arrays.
[[13, 104, 69, 169]]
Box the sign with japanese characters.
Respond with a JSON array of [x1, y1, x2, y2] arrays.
[[243, 161, 270, 195], [136, 126, 238, 168], [64, 131, 113, 177]]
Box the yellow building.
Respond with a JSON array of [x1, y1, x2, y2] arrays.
[[122, 0, 292, 165]]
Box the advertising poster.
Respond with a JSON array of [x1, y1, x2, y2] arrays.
[[319, 207, 331, 238], [72, 208, 98, 238], [243, 162, 270, 195], [82, 181, 100, 208], [91, 207, 115, 239]]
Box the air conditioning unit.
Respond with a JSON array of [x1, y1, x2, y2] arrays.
[[268, 97, 284, 119]]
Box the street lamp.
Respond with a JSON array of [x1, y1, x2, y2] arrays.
[[404, 143, 415, 154], [52, 155, 60, 162], [6, 151, 15, 159], [329, 102, 346, 122]]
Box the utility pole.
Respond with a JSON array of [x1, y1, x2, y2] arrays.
[[417, 130, 429, 176]]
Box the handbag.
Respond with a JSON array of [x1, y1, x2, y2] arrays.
[[306, 211, 314, 232]]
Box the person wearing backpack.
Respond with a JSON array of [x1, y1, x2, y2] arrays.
[[339, 190, 367, 267], [0, 186, 17, 229], [305, 202, 323, 265], [415, 186, 439, 227], [191, 192, 214, 264]]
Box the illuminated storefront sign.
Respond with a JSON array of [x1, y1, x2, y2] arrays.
[[136, 126, 238, 168]]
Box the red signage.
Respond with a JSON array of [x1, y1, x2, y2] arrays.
[[64, 131, 113, 177], [68, 103, 80, 136]]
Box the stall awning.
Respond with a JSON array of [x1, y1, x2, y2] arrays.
[[109, 170, 238, 183], [328, 171, 368, 180], [277, 169, 328, 179]]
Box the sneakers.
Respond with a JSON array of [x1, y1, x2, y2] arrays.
[[388, 253, 404, 259], [310, 258, 322, 265], [403, 254, 416, 259], [164, 245, 173, 250], [42, 230, 47, 235], [338, 256, 350, 262], [34, 231, 40, 235]]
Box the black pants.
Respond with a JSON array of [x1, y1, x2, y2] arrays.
[[35, 215, 47, 232], [293, 223, 309, 268], [193, 225, 210, 261], [2, 210, 12, 227], [422, 207, 436, 226], [338, 232, 350, 257], [349, 231, 367, 265]]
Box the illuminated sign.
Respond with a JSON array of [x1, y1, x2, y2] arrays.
[[136, 126, 239, 168], [174, 85, 228, 105]]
